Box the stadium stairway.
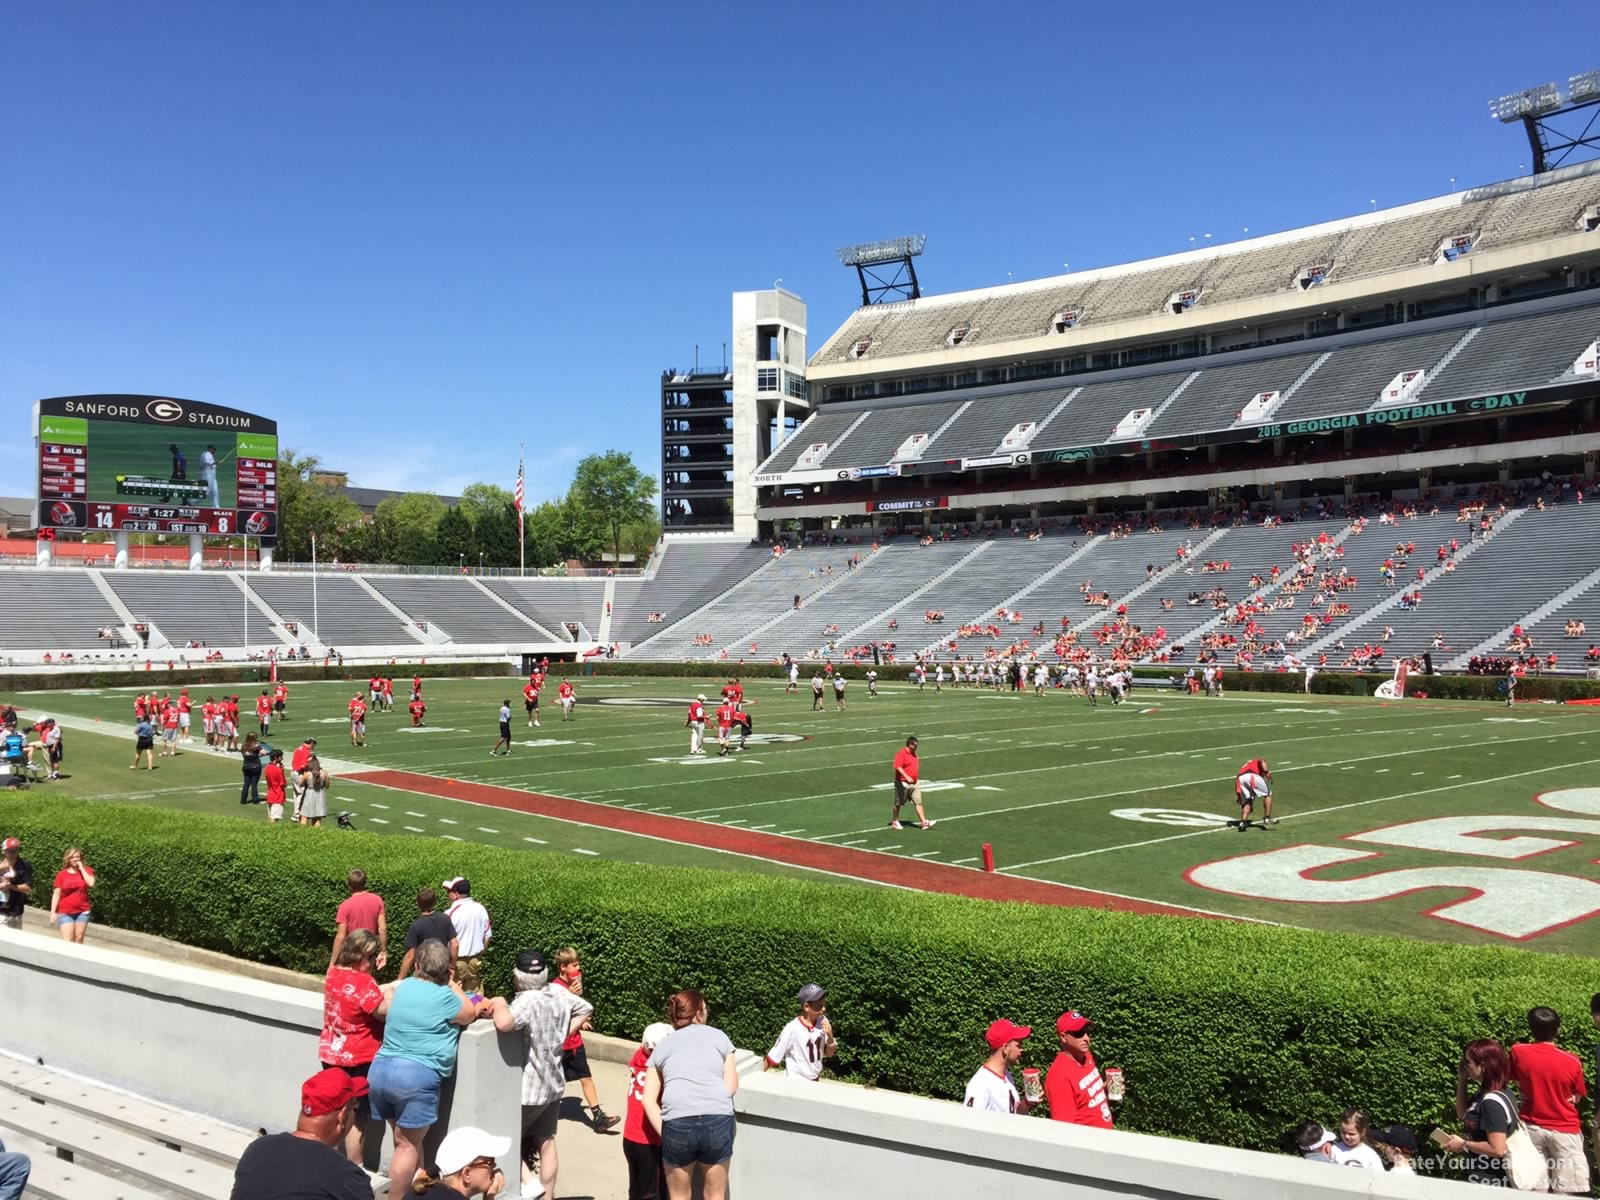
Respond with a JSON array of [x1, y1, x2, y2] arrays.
[[0, 1055, 327, 1200], [1450, 559, 1600, 669]]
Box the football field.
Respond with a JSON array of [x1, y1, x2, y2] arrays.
[[7, 673, 1600, 953]]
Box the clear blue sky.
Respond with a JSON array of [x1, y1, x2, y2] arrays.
[[2, 1, 1590, 504]]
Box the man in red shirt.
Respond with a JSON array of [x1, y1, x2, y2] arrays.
[[256, 690, 273, 736], [328, 868, 388, 972], [1044, 1009, 1113, 1128], [202, 698, 218, 749], [273, 681, 289, 724], [890, 736, 933, 830], [408, 696, 427, 727], [523, 679, 541, 728], [1509, 1006, 1588, 1193], [1235, 756, 1275, 832], [410, 674, 423, 704], [348, 694, 367, 747], [715, 702, 735, 757], [685, 696, 706, 755], [558, 679, 576, 721], [380, 676, 394, 713], [177, 689, 192, 744]]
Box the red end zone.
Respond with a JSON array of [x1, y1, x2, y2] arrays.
[[346, 768, 1208, 917]]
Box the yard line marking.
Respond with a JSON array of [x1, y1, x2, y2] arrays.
[[779, 829, 805, 835], [807, 726, 1600, 840], [439, 818, 459, 825], [477, 827, 499, 834], [1002, 755, 1600, 871], [405, 811, 426, 817], [841, 839, 868, 846], [751, 824, 776, 830], [1448, 774, 1463, 779], [880, 843, 902, 850], [523, 836, 548, 844], [724, 819, 748, 825], [1411, 771, 1425, 776], [952, 857, 978, 864], [368, 803, 389, 809], [574, 849, 599, 856], [913, 850, 942, 858], [404, 826, 425, 832], [369, 818, 389, 824], [1374, 768, 1389, 773], [442, 834, 463, 841]]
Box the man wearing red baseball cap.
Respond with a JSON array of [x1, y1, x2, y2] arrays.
[[963, 1018, 1035, 1115], [1044, 1010, 1113, 1128], [229, 1068, 373, 1200]]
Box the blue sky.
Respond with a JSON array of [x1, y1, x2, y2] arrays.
[[2, 1, 1591, 505]]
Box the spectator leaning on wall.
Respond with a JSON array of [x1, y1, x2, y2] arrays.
[[0, 838, 33, 931], [1509, 1006, 1589, 1194]]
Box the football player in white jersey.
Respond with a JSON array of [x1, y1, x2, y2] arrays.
[[866, 668, 878, 697]]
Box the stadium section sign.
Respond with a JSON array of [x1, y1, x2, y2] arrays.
[[35, 395, 279, 537]]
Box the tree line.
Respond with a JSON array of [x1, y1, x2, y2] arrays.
[[274, 449, 658, 569]]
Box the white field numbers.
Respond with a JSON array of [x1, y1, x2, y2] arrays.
[[1187, 788, 1600, 940]]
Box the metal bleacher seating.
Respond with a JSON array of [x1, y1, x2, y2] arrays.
[[760, 408, 863, 473], [745, 541, 976, 659], [478, 578, 605, 640], [1037, 374, 1188, 449], [908, 384, 1075, 460], [105, 572, 284, 649], [1266, 327, 1471, 425], [245, 573, 423, 646], [366, 576, 553, 642], [1323, 504, 1600, 664], [841, 401, 967, 465], [1144, 351, 1325, 438], [609, 540, 767, 645], [813, 163, 1600, 368], [1017, 530, 1193, 643], [1417, 301, 1600, 401], [0, 571, 125, 651]]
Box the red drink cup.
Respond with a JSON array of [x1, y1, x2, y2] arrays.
[[1105, 1067, 1125, 1102], [1021, 1067, 1043, 1102]]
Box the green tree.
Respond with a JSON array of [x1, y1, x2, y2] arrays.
[[436, 506, 474, 569], [458, 482, 515, 528], [275, 451, 366, 562], [371, 493, 446, 565], [569, 451, 656, 567], [620, 514, 662, 563], [475, 505, 520, 568]]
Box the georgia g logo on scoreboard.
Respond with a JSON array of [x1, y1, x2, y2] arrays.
[[145, 399, 183, 423]]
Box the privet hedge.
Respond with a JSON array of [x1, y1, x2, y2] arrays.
[[2, 796, 1593, 1157]]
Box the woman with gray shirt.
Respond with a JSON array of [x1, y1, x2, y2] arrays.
[[642, 989, 738, 1200]]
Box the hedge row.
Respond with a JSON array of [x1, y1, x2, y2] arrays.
[[2, 660, 515, 692], [2, 795, 1594, 1159]]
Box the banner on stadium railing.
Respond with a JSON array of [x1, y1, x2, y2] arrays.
[[867, 496, 949, 513]]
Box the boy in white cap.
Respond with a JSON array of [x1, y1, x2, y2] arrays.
[[765, 984, 837, 1080]]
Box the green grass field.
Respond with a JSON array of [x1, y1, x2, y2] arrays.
[[7, 673, 1600, 952]]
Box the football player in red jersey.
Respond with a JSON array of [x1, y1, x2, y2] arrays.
[[348, 693, 368, 747], [256, 690, 273, 736], [685, 695, 707, 755], [715, 702, 735, 756], [408, 696, 427, 727], [1235, 757, 1275, 831], [558, 679, 576, 721], [523, 679, 541, 728]]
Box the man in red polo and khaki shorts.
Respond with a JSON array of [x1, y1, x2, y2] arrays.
[[890, 736, 934, 831]]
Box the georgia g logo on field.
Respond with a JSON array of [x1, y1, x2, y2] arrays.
[[145, 399, 184, 422]]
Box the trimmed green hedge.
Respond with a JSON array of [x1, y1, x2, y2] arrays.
[[2, 795, 1594, 1159], [1126, 667, 1600, 703], [2, 660, 515, 692]]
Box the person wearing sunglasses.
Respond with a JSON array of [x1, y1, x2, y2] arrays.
[[411, 1127, 509, 1199]]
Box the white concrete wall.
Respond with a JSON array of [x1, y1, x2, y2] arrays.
[[0, 932, 528, 1196], [1, 933, 1488, 1200], [731, 1070, 1483, 1200]]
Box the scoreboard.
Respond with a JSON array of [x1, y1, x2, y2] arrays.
[[35, 395, 278, 538]]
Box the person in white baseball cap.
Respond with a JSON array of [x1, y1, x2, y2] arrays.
[[415, 1126, 509, 1198]]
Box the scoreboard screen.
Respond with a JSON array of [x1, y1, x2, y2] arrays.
[[35, 395, 279, 537]]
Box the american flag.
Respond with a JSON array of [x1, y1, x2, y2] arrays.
[[514, 448, 525, 538]]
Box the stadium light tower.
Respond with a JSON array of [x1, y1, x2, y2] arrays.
[[837, 235, 927, 307], [1489, 69, 1600, 173]]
